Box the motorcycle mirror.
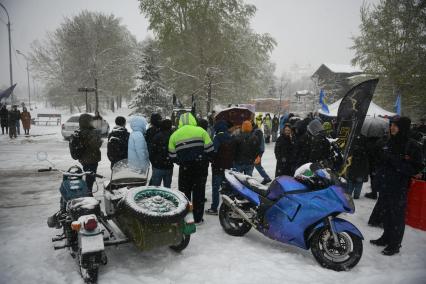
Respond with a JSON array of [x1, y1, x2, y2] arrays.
[[36, 151, 48, 161]]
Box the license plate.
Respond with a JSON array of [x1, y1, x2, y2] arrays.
[[80, 233, 104, 254]]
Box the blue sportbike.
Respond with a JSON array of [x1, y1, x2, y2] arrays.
[[219, 163, 363, 271]]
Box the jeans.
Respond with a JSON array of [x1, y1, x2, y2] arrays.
[[346, 180, 363, 199], [255, 163, 271, 180], [150, 167, 173, 188], [234, 163, 254, 176], [210, 171, 225, 211], [82, 163, 98, 192]]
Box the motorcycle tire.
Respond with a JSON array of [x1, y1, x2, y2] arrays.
[[310, 227, 363, 271], [169, 234, 190, 252], [123, 187, 189, 224], [219, 202, 251, 236], [78, 253, 99, 284]]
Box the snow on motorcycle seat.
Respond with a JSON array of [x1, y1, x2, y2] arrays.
[[232, 172, 270, 197], [66, 197, 101, 218]]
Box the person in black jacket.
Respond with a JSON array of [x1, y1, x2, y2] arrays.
[[149, 119, 174, 187], [370, 116, 423, 255], [345, 135, 369, 199], [293, 118, 311, 168], [272, 114, 279, 142], [306, 119, 331, 165], [8, 105, 19, 139], [0, 104, 8, 135], [107, 116, 129, 168], [75, 113, 103, 191], [275, 123, 296, 177], [234, 120, 260, 176], [206, 120, 235, 215], [145, 112, 162, 151]]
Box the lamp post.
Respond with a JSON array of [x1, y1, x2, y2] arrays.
[[16, 50, 31, 109], [0, 3, 14, 103]]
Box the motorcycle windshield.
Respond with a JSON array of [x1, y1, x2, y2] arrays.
[[110, 159, 148, 185]]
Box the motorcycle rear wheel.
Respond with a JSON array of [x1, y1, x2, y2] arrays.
[[219, 203, 251, 236], [78, 251, 99, 284], [169, 234, 191, 252], [310, 227, 363, 271]]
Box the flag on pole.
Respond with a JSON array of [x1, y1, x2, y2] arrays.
[[0, 84, 17, 101], [394, 93, 401, 116], [319, 89, 329, 113]]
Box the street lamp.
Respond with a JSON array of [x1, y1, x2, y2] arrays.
[[16, 50, 31, 109], [0, 3, 14, 103]]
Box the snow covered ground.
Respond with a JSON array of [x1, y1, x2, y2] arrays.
[[0, 106, 425, 284]]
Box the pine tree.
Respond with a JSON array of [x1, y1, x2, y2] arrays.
[[129, 41, 172, 117]]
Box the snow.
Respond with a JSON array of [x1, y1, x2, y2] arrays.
[[319, 98, 397, 118], [69, 197, 100, 210], [323, 63, 363, 74], [0, 105, 425, 284]]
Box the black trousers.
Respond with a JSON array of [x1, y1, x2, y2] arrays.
[[82, 163, 98, 193], [380, 191, 408, 248], [178, 163, 208, 223], [1, 125, 7, 134], [368, 193, 385, 226]]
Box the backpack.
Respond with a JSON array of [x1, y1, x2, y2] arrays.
[[107, 135, 127, 163], [69, 131, 84, 160]]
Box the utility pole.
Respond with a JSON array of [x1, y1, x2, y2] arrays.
[[1, 3, 14, 103], [78, 87, 96, 112], [16, 50, 31, 109], [95, 78, 99, 113]]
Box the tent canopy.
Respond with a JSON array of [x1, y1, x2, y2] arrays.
[[318, 98, 396, 118]]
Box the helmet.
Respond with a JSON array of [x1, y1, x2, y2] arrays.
[[294, 163, 332, 188], [307, 119, 324, 136]]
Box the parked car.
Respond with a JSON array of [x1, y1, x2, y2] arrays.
[[61, 113, 109, 140]]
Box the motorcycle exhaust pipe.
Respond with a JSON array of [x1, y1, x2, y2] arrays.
[[221, 195, 256, 227]]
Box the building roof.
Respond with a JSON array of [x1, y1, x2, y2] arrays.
[[312, 63, 363, 78]]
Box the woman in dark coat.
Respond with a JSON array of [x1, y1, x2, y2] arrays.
[[275, 124, 296, 177], [345, 135, 369, 199], [370, 116, 423, 255], [0, 104, 8, 135]]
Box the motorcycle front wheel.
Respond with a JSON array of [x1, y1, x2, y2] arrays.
[[219, 202, 251, 236], [310, 227, 363, 271]]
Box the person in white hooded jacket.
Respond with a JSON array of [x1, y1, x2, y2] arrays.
[[128, 116, 150, 173]]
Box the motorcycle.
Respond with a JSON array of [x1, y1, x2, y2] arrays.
[[38, 151, 106, 283], [218, 163, 363, 271]]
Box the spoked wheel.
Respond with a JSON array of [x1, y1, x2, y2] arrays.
[[310, 227, 363, 271], [219, 202, 251, 236], [78, 252, 99, 284], [170, 234, 191, 252]]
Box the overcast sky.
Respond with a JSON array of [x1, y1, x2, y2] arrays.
[[0, 0, 379, 93]]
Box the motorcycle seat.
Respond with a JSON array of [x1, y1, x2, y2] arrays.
[[233, 173, 270, 197]]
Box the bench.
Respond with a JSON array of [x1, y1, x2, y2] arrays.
[[32, 114, 62, 126]]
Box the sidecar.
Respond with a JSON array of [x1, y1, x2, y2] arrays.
[[103, 160, 196, 251]]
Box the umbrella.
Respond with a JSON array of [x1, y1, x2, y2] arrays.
[[361, 117, 389, 137], [214, 107, 254, 126]]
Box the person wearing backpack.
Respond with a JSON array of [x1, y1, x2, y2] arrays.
[[149, 119, 174, 187], [107, 116, 129, 168], [69, 113, 102, 191]]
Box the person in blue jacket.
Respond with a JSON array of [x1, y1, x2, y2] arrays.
[[128, 116, 150, 173]]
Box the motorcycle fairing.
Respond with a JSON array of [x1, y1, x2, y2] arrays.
[[263, 187, 351, 249]]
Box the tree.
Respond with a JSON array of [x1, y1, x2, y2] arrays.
[[30, 11, 137, 111], [129, 39, 172, 117], [351, 0, 426, 119], [138, 0, 276, 114]]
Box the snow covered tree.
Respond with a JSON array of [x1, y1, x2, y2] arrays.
[[129, 40, 172, 117]]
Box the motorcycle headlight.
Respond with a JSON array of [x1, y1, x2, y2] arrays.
[[343, 193, 355, 212]]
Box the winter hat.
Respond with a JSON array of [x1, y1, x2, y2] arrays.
[[160, 119, 172, 131], [150, 112, 162, 127], [391, 116, 411, 138], [115, 116, 126, 127], [241, 120, 253, 133], [198, 118, 209, 131], [79, 113, 94, 129], [323, 122, 332, 133]]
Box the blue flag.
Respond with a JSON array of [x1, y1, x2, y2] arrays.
[[394, 94, 401, 115], [0, 83, 16, 101], [319, 89, 329, 113]]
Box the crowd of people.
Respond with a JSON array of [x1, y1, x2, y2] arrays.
[[66, 110, 424, 255], [0, 104, 32, 138]]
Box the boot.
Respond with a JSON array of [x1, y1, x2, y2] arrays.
[[365, 192, 377, 199], [370, 237, 388, 247], [382, 245, 401, 256]]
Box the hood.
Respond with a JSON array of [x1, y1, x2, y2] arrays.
[[214, 120, 229, 134], [130, 116, 147, 134], [79, 113, 94, 129], [391, 116, 411, 139], [150, 112, 162, 127], [178, 112, 197, 128]]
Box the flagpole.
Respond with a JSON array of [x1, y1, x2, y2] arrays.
[[0, 3, 14, 103]]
